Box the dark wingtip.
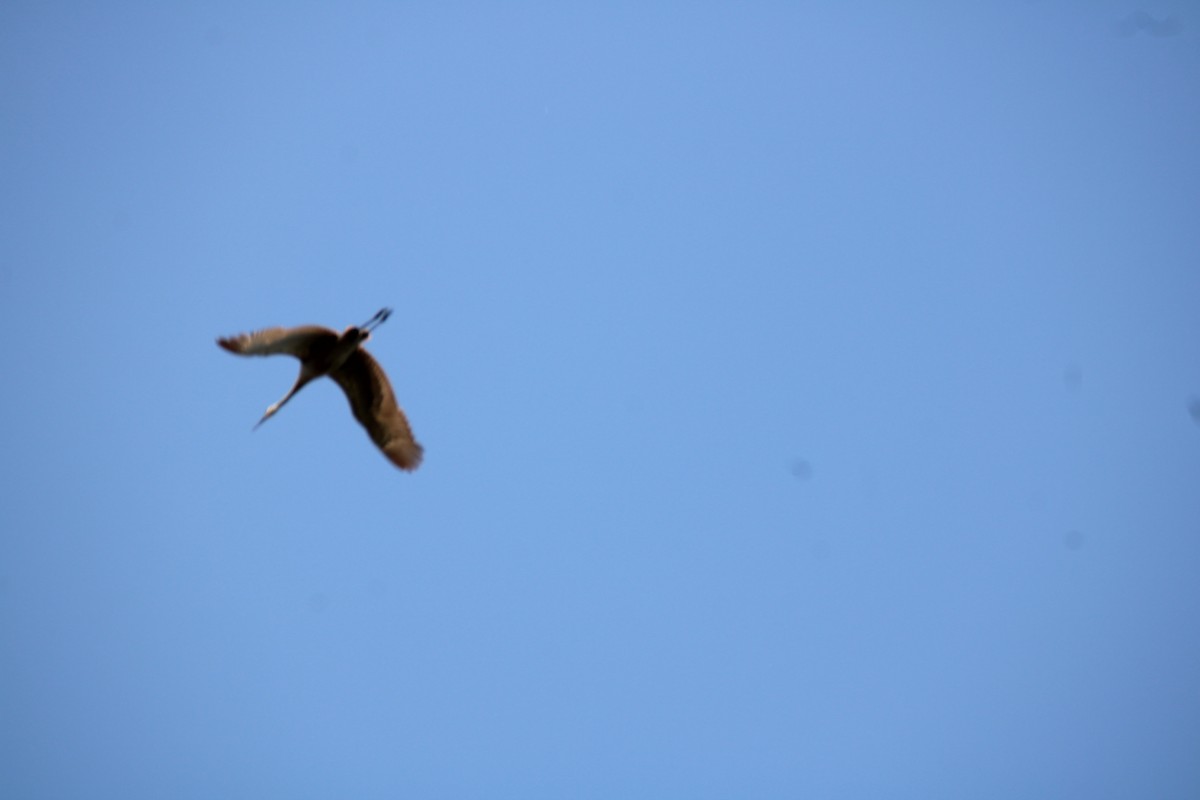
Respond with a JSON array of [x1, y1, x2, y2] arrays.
[[386, 440, 424, 471]]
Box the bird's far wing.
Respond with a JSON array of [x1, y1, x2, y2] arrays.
[[216, 325, 338, 360], [330, 349, 423, 471]]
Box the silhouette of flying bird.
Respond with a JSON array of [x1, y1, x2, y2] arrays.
[[217, 308, 423, 471]]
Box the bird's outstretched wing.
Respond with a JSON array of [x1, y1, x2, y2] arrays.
[[330, 349, 423, 471], [217, 325, 338, 360]]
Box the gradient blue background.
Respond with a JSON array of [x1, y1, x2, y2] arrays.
[[3, 3, 1199, 797]]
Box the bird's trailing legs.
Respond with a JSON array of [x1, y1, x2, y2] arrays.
[[361, 307, 392, 333]]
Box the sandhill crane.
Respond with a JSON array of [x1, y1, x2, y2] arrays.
[[217, 308, 423, 471]]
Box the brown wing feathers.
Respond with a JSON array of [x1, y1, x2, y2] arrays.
[[330, 350, 424, 471], [216, 325, 339, 359]]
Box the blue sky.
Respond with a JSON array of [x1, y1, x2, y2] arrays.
[[2, 3, 1198, 797]]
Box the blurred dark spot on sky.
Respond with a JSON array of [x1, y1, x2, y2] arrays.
[[307, 591, 330, 614], [1116, 11, 1184, 37], [1062, 364, 1082, 392], [1188, 397, 1200, 426], [1063, 530, 1085, 551], [789, 458, 813, 480]]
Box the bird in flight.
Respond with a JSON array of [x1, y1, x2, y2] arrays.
[[217, 308, 423, 471]]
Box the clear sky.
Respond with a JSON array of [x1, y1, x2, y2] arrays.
[[2, 3, 1198, 797]]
